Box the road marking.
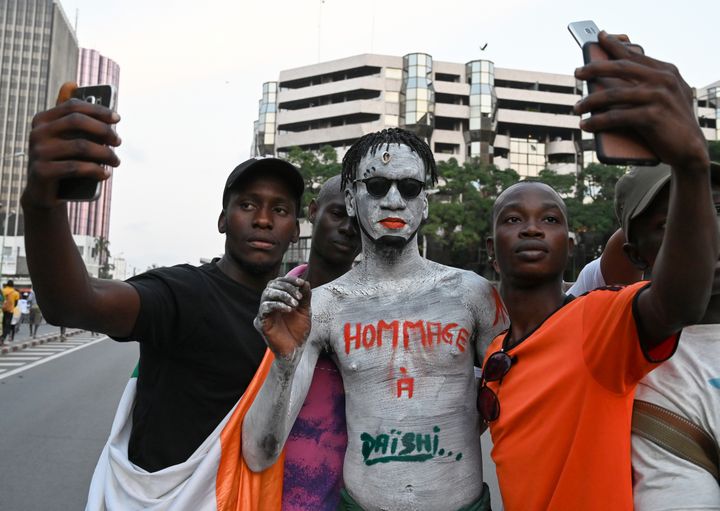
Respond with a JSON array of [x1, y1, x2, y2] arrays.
[[0, 336, 109, 381], [0, 357, 42, 361], [0, 362, 25, 366]]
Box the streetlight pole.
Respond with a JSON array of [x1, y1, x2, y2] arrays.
[[0, 151, 25, 281]]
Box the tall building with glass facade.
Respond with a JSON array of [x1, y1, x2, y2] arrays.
[[0, 0, 78, 279], [68, 48, 119, 241], [252, 52, 719, 177], [63, 48, 120, 278]]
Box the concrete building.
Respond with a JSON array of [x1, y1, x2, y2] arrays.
[[252, 52, 719, 177], [0, 0, 78, 281], [252, 53, 586, 177], [698, 80, 720, 143]]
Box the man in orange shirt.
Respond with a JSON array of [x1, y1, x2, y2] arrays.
[[1, 280, 20, 344], [482, 32, 719, 510]]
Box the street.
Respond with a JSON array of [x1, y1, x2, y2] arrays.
[[0, 334, 138, 511]]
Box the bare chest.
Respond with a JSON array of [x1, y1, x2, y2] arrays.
[[323, 287, 476, 395]]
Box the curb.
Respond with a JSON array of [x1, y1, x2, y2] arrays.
[[0, 329, 85, 355]]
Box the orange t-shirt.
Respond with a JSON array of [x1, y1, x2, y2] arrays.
[[484, 282, 677, 511], [2, 286, 19, 312]]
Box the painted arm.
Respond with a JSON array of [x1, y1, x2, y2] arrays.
[[242, 276, 321, 472], [473, 277, 509, 360], [575, 32, 719, 347], [22, 83, 140, 337]]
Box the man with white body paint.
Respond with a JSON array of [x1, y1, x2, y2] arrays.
[[243, 128, 507, 511]]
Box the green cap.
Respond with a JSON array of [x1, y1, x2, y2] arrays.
[[615, 162, 720, 241]]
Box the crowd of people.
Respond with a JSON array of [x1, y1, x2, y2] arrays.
[[0, 280, 43, 344], [18, 31, 720, 511]]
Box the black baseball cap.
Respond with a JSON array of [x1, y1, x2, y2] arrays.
[[222, 157, 304, 212]]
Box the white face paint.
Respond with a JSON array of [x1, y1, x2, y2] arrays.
[[346, 144, 429, 246]]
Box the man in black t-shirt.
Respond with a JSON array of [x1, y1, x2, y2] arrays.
[[21, 83, 304, 472]]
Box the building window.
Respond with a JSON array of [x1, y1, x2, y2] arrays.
[[465, 59, 497, 159], [509, 138, 546, 177], [385, 91, 399, 103], [400, 53, 434, 139], [385, 68, 402, 80], [252, 81, 279, 156], [434, 142, 459, 155]]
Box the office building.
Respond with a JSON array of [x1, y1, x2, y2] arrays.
[[0, 0, 78, 279], [252, 53, 719, 176], [253, 53, 719, 270]]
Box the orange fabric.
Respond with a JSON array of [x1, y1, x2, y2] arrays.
[[216, 349, 286, 511], [2, 287, 19, 312], [484, 282, 678, 511]]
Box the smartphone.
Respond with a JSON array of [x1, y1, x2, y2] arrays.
[[568, 21, 660, 166], [568, 20, 600, 47], [58, 84, 117, 201]]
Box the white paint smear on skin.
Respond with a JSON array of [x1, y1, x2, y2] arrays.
[[246, 143, 506, 511]]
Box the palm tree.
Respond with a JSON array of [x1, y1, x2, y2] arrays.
[[92, 237, 114, 279]]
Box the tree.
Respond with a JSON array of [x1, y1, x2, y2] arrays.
[[535, 168, 576, 197], [709, 140, 720, 163], [92, 236, 114, 279], [424, 161, 625, 278], [286, 145, 342, 216], [422, 158, 519, 274], [534, 163, 625, 278]]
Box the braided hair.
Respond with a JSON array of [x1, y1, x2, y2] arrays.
[[341, 128, 438, 190]]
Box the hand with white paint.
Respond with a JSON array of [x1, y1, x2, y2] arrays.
[[255, 276, 312, 362]]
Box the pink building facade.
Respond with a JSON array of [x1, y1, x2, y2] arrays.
[[67, 48, 120, 241]]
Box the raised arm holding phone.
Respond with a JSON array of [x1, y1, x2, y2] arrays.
[[22, 81, 305, 494], [481, 30, 718, 511]]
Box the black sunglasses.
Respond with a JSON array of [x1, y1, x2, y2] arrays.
[[354, 177, 425, 200], [477, 350, 515, 423]]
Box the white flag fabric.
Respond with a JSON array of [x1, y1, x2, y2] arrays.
[[85, 351, 285, 511]]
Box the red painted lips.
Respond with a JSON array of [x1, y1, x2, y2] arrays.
[[379, 217, 406, 229]]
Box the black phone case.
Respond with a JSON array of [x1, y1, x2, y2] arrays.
[[57, 177, 102, 201], [59, 85, 115, 202], [582, 42, 660, 166]]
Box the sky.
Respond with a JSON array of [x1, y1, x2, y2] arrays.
[[54, 0, 719, 275]]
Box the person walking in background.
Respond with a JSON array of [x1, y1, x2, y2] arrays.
[[18, 293, 29, 331], [27, 287, 42, 338], [10, 299, 21, 342], [1, 280, 20, 344]]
